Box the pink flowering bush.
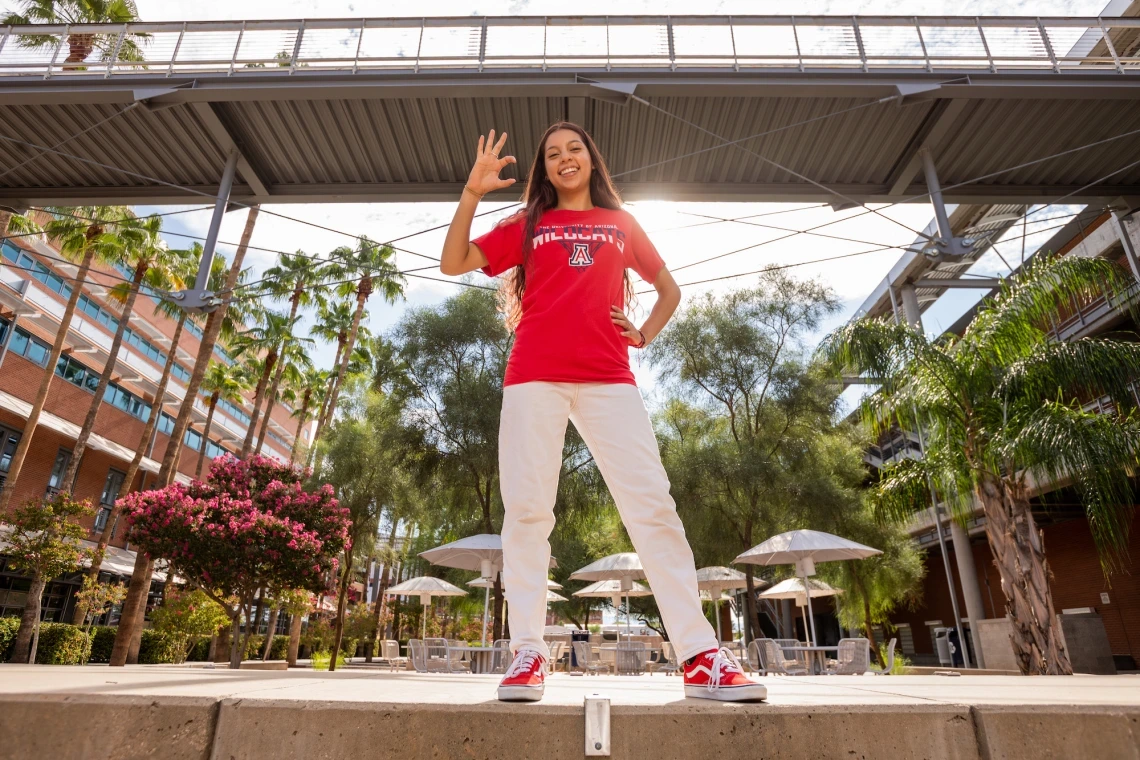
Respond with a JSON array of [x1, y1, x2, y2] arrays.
[[121, 455, 349, 666]]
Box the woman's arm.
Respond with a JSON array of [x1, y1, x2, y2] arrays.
[[611, 267, 681, 347], [441, 129, 516, 276]]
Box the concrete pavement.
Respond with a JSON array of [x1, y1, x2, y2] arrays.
[[0, 665, 1137, 759]]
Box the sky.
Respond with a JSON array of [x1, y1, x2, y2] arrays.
[[124, 0, 1110, 409]]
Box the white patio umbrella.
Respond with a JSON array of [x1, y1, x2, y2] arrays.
[[572, 577, 652, 637], [733, 530, 880, 645], [570, 553, 648, 638], [546, 590, 569, 603], [695, 566, 754, 643], [760, 577, 844, 644], [421, 534, 557, 646], [385, 576, 468, 640]]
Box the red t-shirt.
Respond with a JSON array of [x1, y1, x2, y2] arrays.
[[474, 207, 664, 387]]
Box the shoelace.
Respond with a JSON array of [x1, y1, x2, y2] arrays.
[[707, 647, 744, 692], [504, 649, 543, 679]]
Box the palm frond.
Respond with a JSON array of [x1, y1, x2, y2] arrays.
[[999, 400, 1138, 571], [1001, 338, 1140, 414], [869, 457, 934, 525]]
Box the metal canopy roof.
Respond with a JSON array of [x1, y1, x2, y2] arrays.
[[1, 14, 1140, 206]]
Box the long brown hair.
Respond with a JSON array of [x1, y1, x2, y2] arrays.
[[498, 121, 633, 331]]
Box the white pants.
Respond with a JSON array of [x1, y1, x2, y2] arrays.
[[499, 382, 717, 663]]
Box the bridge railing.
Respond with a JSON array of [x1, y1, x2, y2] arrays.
[[0, 15, 1138, 78]]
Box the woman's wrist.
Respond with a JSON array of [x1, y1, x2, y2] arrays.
[[463, 184, 484, 200], [634, 329, 647, 349]]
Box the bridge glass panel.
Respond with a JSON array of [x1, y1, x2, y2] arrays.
[[918, 25, 990, 69], [607, 24, 670, 67], [794, 24, 861, 66], [485, 24, 546, 67], [357, 26, 423, 67], [296, 27, 361, 68], [731, 24, 801, 68], [544, 24, 608, 67], [418, 24, 482, 67], [672, 24, 736, 67], [858, 24, 926, 67], [172, 29, 242, 72], [977, 24, 1050, 69], [234, 29, 300, 69]]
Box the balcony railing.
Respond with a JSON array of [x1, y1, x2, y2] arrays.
[[0, 15, 1138, 79]]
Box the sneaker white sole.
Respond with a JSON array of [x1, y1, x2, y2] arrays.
[[684, 683, 768, 702], [497, 684, 544, 702]]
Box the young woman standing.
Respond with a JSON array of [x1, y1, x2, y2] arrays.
[[441, 123, 765, 703]]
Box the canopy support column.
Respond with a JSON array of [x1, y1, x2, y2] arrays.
[[919, 149, 974, 260], [171, 149, 239, 313]]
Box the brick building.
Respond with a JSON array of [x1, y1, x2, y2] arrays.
[[855, 204, 1140, 671], [0, 224, 309, 623]]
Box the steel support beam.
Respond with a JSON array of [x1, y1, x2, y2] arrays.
[[920, 149, 974, 259], [172, 150, 238, 313], [1110, 210, 1140, 284], [896, 285, 974, 668], [888, 99, 969, 196], [950, 518, 988, 669], [191, 102, 271, 198]]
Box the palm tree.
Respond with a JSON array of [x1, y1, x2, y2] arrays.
[[316, 237, 403, 445], [196, 361, 249, 478], [251, 251, 329, 456], [0, 206, 134, 512], [286, 366, 327, 464], [231, 310, 295, 458], [821, 254, 1140, 676], [58, 214, 175, 493], [255, 338, 313, 456], [113, 205, 261, 668], [69, 244, 200, 624], [3, 0, 148, 67]]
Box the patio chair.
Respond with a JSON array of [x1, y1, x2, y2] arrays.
[[615, 641, 647, 675], [762, 640, 808, 676], [445, 640, 470, 673], [868, 638, 897, 675], [546, 641, 565, 674], [571, 641, 608, 676], [490, 639, 511, 674], [422, 638, 451, 673], [746, 639, 768, 675], [408, 639, 427, 673], [774, 639, 807, 669], [650, 641, 679, 676], [381, 640, 406, 672], [828, 638, 870, 675]]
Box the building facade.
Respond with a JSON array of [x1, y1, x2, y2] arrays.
[[0, 221, 309, 624]]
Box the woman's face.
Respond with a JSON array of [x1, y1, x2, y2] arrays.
[[544, 128, 593, 195]]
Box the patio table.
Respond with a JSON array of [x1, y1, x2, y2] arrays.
[[780, 645, 838, 675], [448, 645, 497, 674]]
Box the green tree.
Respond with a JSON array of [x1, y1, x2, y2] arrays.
[[2, 0, 148, 68], [6, 493, 93, 662], [394, 287, 510, 638], [286, 366, 327, 464], [649, 269, 840, 640], [196, 360, 250, 478], [820, 255, 1140, 675], [0, 206, 135, 512], [149, 587, 229, 664], [58, 213, 174, 493], [255, 336, 313, 456], [312, 376, 410, 670], [72, 575, 126, 663]]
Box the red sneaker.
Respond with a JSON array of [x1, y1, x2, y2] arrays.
[[683, 648, 767, 702], [497, 648, 547, 702]]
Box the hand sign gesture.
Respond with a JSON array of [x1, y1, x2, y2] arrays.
[[466, 129, 517, 198]]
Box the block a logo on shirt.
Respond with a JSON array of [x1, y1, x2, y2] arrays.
[[569, 243, 594, 268]]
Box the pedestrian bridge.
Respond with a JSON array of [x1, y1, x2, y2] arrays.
[[1, 15, 1139, 206]]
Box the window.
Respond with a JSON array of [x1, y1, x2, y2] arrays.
[[0, 426, 22, 484], [46, 448, 71, 495], [184, 428, 202, 452], [94, 469, 126, 534]]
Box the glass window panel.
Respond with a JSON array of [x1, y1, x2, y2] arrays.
[[10, 331, 28, 358], [47, 448, 71, 492], [0, 430, 22, 472], [26, 340, 48, 366], [100, 470, 125, 506]]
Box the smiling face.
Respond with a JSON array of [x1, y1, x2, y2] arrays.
[[544, 128, 593, 196]]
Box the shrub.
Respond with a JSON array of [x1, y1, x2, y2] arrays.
[[187, 637, 211, 662], [35, 622, 91, 665], [244, 634, 265, 660], [0, 616, 19, 661], [341, 637, 359, 659], [137, 630, 180, 664], [86, 626, 116, 663], [269, 635, 289, 660], [310, 650, 345, 671]]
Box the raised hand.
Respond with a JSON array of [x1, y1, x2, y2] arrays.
[[466, 129, 517, 197]]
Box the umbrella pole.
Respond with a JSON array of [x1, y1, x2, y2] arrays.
[[800, 571, 818, 646], [422, 600, 428, 640], [625, 593, 631, 640], [714, 598, 722, 644], [481, 586, 490, 646]]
